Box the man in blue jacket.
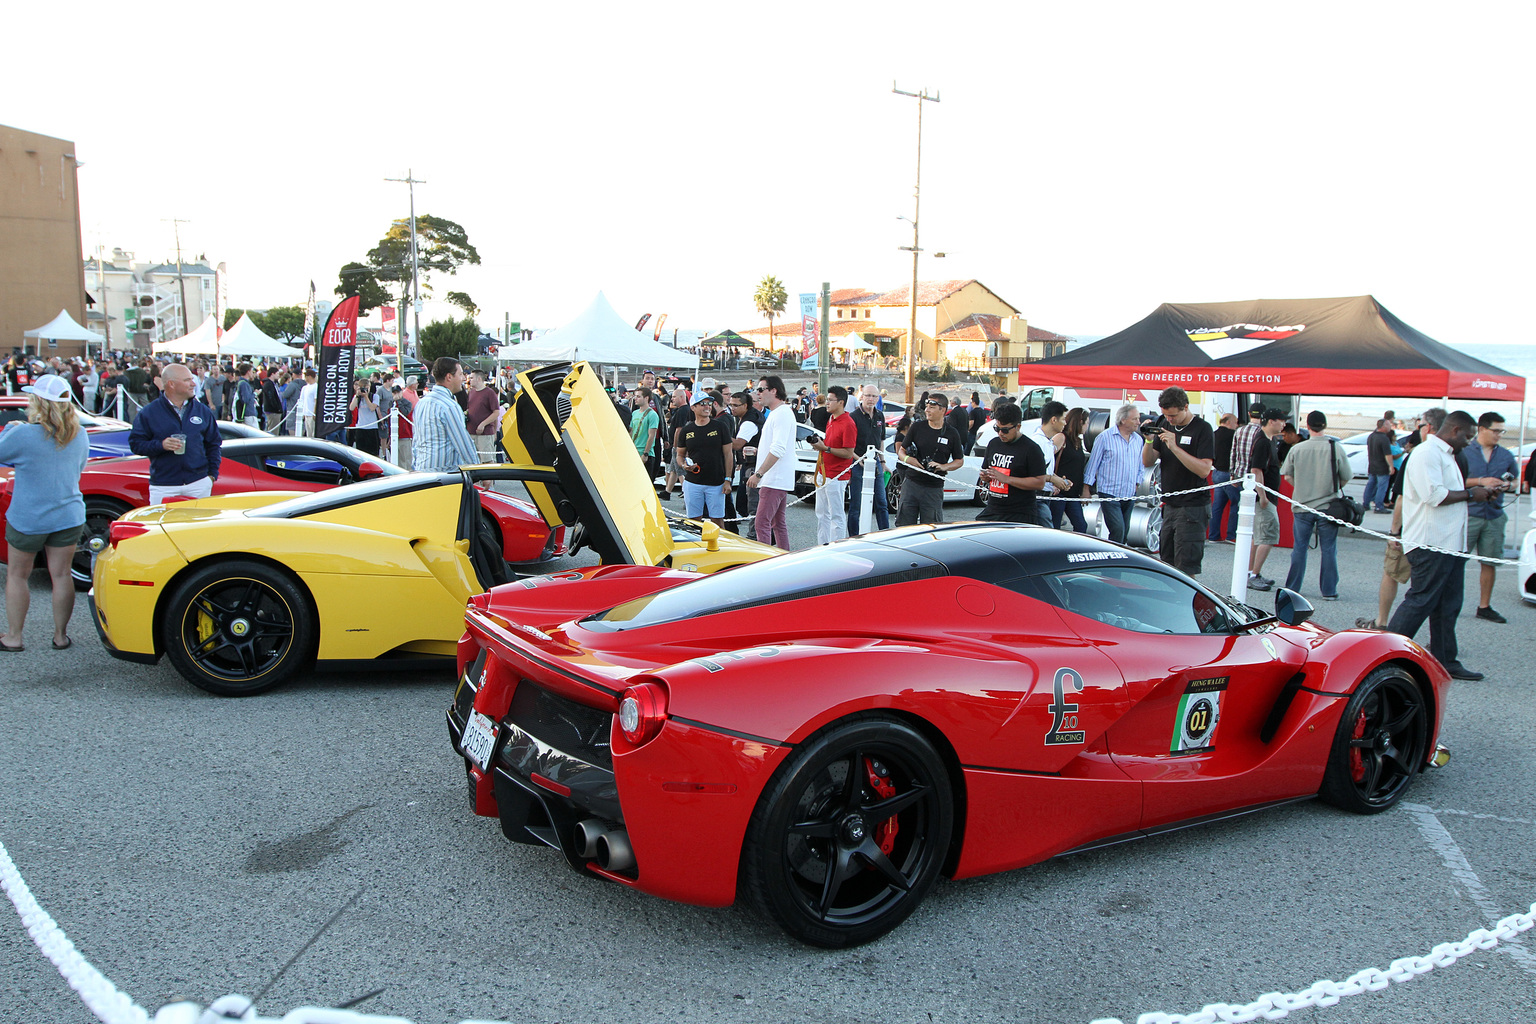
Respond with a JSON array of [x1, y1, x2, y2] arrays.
[[129, 362, 222, 505]]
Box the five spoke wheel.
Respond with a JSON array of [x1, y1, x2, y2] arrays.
[[744, 717, 952, 947], [1320, 666, 1428, 813], [163, 560, 314, 696]]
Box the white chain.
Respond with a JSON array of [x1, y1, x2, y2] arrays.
[[0, 838, 150, 1024], [1089, 903, 1536, 1024]]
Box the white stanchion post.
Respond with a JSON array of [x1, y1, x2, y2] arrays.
[[857, 449, 874, 533], [1229, 476, 1257, 602], [117, 388, 125, 421], [390, 405, 401, 467]]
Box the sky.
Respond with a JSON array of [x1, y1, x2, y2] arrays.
[[10, 1, 1533, 345]]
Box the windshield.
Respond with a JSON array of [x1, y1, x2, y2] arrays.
[[582, 543, 944, 631]]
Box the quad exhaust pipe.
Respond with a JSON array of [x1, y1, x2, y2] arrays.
[[574, 819, 634, 872]]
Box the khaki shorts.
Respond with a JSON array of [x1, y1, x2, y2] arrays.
[[1383, 542, 1411, 584], [1253, 500, 1280, 545], [1467, 514, 1506, 559], [5, 522, 83, 554]]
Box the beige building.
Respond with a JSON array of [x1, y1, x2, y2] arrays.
[[744, 279, 1071, 385], [1, 124, 87, 358], [84, 251, 217, 350]]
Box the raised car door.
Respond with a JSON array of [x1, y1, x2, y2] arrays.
[[1042, 566, 1310, 830]]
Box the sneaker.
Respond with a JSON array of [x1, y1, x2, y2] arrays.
[[1249, 573, 1274, 586], [658, 491, 673, 502], [1247, 576, 1273, 591], [1354, 617, 1379, 629], [1321, 594, 1340, 601], [1476, 606, 1507, 624]]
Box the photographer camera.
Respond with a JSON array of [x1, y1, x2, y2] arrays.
[[895, 395, 965, 526], [1141, 386, 1215, 575]]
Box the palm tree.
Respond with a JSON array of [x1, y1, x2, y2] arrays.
[[753, 274, 788, 356]]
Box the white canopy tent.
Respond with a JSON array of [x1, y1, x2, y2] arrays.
[[22, 309, 105, 355], [219, 313, 301, 359], [500, 292, 699, 371], [152, 316, 223, 355]]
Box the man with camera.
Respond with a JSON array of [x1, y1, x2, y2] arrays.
[[895, 396, 965, 526], [1141, 386, 1215, 574]]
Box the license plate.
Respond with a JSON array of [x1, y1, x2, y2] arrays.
[[461, 711, 498, 771]]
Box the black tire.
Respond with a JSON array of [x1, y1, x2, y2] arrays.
[[1319, 665, 1428, 814], [72, 497, 132, 590], [741, 716, 953, 947], [971, 483, 987, 507], [886, 474, 902, 515], [162, 560, 314, 696]]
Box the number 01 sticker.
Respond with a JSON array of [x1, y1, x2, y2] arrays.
[[1171, 677, 1228, 754]]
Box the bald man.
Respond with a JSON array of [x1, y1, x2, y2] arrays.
[[128, 361, 223, 505]]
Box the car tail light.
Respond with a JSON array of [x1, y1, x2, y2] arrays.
[[618, 682, 667, 746], [108, 521, 151, 548]]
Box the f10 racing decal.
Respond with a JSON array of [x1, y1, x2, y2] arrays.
[[1171, 676, 1228, 754], [517, 571, 587, 589], [1045, 667, 1087, 746]]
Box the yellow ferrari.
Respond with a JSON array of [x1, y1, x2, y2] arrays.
[[90, 361, 776, 695]]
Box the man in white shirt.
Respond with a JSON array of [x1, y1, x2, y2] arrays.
[[1387, 410, 1495, 680], [296, 368, 317, 437], [746, 375, 795, 549], [1026, 400, 1070, 527]]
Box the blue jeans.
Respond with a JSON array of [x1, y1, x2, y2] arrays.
[[1362, 473, 1392, 511], [1048, 497, 1087, 532], [1285, 509, 1339, 597], [1208, 470, 1239, 539], [847, 460, 890, 536], [1100, 497, 1135, 544]]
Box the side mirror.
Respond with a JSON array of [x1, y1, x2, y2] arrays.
[[700, 520, 721, 552], [1274, 588, 1314, 627], [358, 461, 384, 479]]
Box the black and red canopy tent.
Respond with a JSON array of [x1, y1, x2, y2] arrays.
[[1020, 295, 1526, 402]]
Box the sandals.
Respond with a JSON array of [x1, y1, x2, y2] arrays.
[[52, 636, 72, 651], [0, 639, 22, 653]]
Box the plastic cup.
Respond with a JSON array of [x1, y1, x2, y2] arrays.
[[169, 432, 187, 454]]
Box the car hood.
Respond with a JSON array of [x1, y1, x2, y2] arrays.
[[500, 361, 674, 566]]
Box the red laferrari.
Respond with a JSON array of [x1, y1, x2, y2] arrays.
[[0, 436, 562, 588], [447, 523, 1451, 946]]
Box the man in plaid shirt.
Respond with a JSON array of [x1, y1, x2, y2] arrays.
[[412, 357, 479, 474], [1230, 404, 1285, 591]]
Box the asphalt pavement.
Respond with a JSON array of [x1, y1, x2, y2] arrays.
[[3, 486, 1536, 1024]]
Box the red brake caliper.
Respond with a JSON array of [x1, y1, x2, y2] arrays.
[[1348, 711, 1368, 782], [864, 757, 898, 855]]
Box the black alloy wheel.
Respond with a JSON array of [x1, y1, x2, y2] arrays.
[[72, 497, 132, 590], [742, 716, 953, 947], [162, 560, 314, 696], [886, 474, 902, 516], [1319, 665, 1429, 814]]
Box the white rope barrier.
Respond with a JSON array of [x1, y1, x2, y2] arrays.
[[1089, 902, 1536, 1024]]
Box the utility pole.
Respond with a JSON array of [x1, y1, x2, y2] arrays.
[[893, 83, 939, 405], [818, 281, 831, 399], [164, 218, 191, 338], [385, 171, 426, 358], [96, 242, 112, 360]]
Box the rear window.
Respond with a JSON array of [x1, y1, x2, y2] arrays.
[[582, 543, 944, 631]]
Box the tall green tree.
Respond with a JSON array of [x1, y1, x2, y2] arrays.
[[335, 262, 392, 314], [365, 215, 480, 299], [261, 306, 307, 339], [418, 315, 483, 363], [753, 274, 788, 352]]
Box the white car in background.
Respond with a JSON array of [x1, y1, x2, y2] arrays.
[[1521, 506, 1536, 605]]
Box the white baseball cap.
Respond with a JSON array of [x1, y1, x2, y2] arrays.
[[22, 375, 73, 403]]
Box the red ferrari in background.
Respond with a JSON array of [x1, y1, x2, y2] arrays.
[[448, 523, 1451, 946], [0, 436, 562, 587]]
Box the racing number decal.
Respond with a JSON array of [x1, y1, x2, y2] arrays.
[[1044, 667, 1087, 746], [1171, 677, 1229, 754]]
